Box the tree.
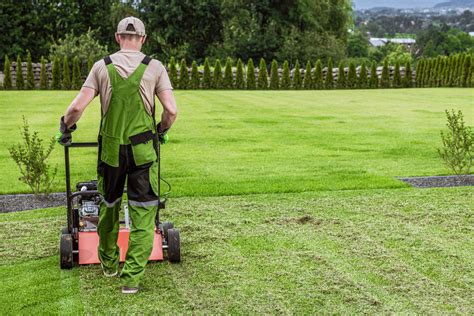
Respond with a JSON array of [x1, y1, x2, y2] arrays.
[[235, 58, 245, 89], [337, 61, 346, 89], [257, 58, 268, 89], [292, 60, 302, 89], [404, 62, 412, 88], [72, 56, 82, 90], [369, 61, 378, 89], [380, 59, 390, 88], [212, 59, 223, 89], [51, 56, 61, 90], [303, 61, 312, 89], [269, 59, 279, 90], [325, 58, 334, 89], [4, 55, 12, 89], [16, 55, 24, 90], [26, 51, 35, 89], [281, 60, 291, 89], [392, 61, 401, 88], [62, 56, 71, 90], [223, 57, 233, 89], [347, 61, 357, 89], [202, 58, 212, 89], [246, 58, 256, 90], [358, 62, 368, 89], [178, 59, 189, 89], [168, 57, 178, 88], [461, 54, 472, 88], [415, 59, 424, 88], [190, 60, 200, 89], [347, 32, 369, 58], [87, 55, 94, 73], [313, 59, 323, 90], [39, 56, 48, 90]]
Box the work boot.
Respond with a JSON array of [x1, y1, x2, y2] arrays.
[[122, 286, 139, 294], [101, 263, 118, 277]]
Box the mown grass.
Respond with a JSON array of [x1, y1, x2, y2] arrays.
[[1, 188, 473, 314], [0, 89, 472, 196]]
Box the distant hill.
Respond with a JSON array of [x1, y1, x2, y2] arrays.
[[434, 0, 474, 8], [354, 0, 441, 9]]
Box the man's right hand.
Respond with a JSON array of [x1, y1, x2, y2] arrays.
[[156, 122, 170, 144], [56, 116, 77, 146]]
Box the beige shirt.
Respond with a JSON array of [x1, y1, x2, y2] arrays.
[[83, 49, 173, 115]]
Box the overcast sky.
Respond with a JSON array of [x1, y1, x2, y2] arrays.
[[353, 0, 442, 9]]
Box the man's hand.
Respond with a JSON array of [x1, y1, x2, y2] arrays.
[[56, 116, 77, 146], [156, 122, 170, 144]]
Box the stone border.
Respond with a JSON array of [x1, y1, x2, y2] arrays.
[[0, 192, 66, 213], [397, 175, 474, 188]]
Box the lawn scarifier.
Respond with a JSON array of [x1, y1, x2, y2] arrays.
[[59, 141, 180, 269]]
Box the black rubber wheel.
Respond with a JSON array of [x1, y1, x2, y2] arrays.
[[60, 233, 74, 269], [167, 228, 180, 263], [162, 221, 174, 242], [61, 226, 69, 235]]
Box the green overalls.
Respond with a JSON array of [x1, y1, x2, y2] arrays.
[[97, 55, 159, 288]]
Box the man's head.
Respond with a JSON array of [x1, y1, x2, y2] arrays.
[[115, 16, 146, 50]]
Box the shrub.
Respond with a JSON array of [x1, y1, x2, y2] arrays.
[[415, 59, 424, 88], [380, 59, 390, 88], [223, 57, 233, 89], [437, 109, 473, 177], [8, 117, 57, 196], [257, 58, 268, 89], [212, 59, 222, 89], [178, 59, 189, 89], [303, 61, 312, 89], [62, 56, 71, 90], [369, 61, 378, 88], [404, 62, 412, 88], [358, 62, 368, 89], [281, 60, 291, 89], [87, 55, 94, 72], [3, 55, 12, 89], [168, 57, 178, 88], [347, 61, 357, 89], [190, 60, 200, 89], [26, 51, 35, 89], [313, 59, 323, 90], [235, 58, 245, 89], [39, 57, 48, 90], [393, 61, 401, 88], [51, 56, 61, 90], [324, 58, 334, 89], [292, 60, 302, 89], [49, 29, 108, 64], [72, 56, 82, 90], [16, 55, 24, 90], [202, 57, 212, 89], [461, 55, 472, 88], [246, 58, 256, 90], [269, 59, 279, 90], [337, 61, 346, 89]]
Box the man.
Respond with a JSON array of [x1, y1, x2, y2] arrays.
[[57, 16, 178, 294]]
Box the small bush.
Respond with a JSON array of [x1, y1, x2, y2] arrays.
[[381, 59, 390, 88], [87, 55, 94, 72], [292, 60, 302, 89], [51, 57, 61, 90], [49, 29, 108, 64], [178, 59, 189, 89], [8, 117, 57, 196], [72, 56, 82, 90], [437, 109, 473, 177], [212, 59, 223, 89], [303, 61, 312, 89], [26, 51, 35, 89], [313, 59, 323, 90], [257, 58, 268, 89], [347, 61, 357, 89], [202, 58, 212, 89], [393, 61, 401, 88], [3, 55, 12, 89], [358, 62, 368, 89], [235, 58, 245, 89], [269, 59, 279, 90], [168, 57, 178, 88], [246, 58, 256, 90], [281, 60, 291, 89], [337, 61, 346, 89], [190, 60, 200, 89], [62, 56, 71, 90], [16, 55, 24, 90], [404, 62, 412, 88], [223, 57, 234, 89], [369, 61, 378, 89], [324, 58, 334, 89], [39, 57, 48, 90]]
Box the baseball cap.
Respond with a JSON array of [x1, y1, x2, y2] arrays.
[[117, 16, 146, 36]]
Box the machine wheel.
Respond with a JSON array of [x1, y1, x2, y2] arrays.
[[61, 226, 69, 235], [167, 228, 180, 263], [60, 233, 74, 269], [162, 221, 174, 242]]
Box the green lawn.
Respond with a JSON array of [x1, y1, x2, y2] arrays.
[[0, 89, 473, 313]]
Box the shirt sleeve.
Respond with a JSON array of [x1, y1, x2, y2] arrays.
[[82, 62, 100, 95], [155, 62, 173, 94]]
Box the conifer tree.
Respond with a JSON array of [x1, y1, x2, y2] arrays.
[[324, 58, 334, 89], [369, 61, 378, 89], [313, 59, 323, 90], [380, 59, 390, 88], [3, 55, 12, 89], [202, 57, 212, 89], [424, 58, 432, 87], [415, 59, 423, 87], [392, 61, 401, 88], [246, 58, 256, 90], [212, 59, 222, 89], [72, 56, 82, 89], [437, 57, 446, 87], [257, 58, 268, 89], [178, 59, 188, 89], [269, 59, 279, 90], [168, 57, 178, 88], [62, 56, 71, 89], [303, 61, 312, 89], [337, 61, 346, 89], [190, 60, 200, 89], [442, 56, 451, 86], [51, 56, 61, 89], [223, 57, 233, 89], [470, 56, 474, 87], [403, 61, 412, 88], [461, 54, 472, 88], [358, 62, 368, 89], [26, 51, 35, 89], [16, 55, 24, 89], [347, 61, 357, 89], [87, 56, 94, 72], [235, 58, 245, 89], [281, 60, 291, 89], [39, 56, 48, 89], [456, 54, 465, 87], [429, 58, 437, 87], [292, 60, 302, 89]]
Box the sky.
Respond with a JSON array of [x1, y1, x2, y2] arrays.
[[353, 0, 443, 9]]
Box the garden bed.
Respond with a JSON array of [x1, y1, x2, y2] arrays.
[[397, 175, 474, 188], [0, 192, 66, 213]]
